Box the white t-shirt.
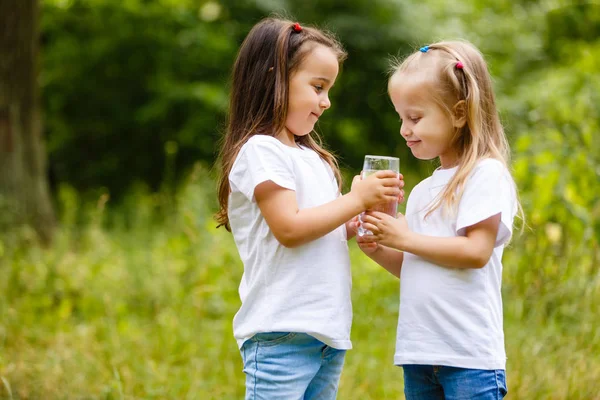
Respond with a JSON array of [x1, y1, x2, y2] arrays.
[[228, 135, 352, 350], [395, 158, 517, 370]]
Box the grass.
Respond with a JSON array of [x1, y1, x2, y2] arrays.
[[0, 168, 599, 399]]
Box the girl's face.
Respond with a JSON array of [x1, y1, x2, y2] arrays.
[[389, 73, 459, 168], [278, 44, 339, 147]]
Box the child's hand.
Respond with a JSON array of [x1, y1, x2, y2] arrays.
[[346, 215, 359, 239], [351, 172, 405, 206], [356, 230, 379, 254], [361, 211, 410, 250], [351, 171, 402, 210], [397, 173, 405, 204]]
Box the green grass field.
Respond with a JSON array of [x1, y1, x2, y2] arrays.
[[1, 172, 599, 399]]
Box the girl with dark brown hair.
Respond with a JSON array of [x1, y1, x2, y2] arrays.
[[215, 17, 403, 399]]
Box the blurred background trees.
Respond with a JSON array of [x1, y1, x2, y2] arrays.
[[0, 0, 598, 398], [39, 0, 416, 199], [0, 0, 55, 243], [35, 0, 600, 260], [34, 0, 599, 223]]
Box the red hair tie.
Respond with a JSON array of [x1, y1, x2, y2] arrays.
[[292, 22, 302, 32], [456, 62, 464, 69]]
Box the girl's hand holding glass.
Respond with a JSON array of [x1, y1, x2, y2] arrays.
[[355, 155, 402, 236], [350, 173, 405, 205], [350, 170, 403, 211], [354, 220, 379, 254], [361, 210, 410, 250], [348, 174, 405, 241]]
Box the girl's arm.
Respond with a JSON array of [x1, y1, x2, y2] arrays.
[[369, 246, 403, 278], [351, 217, 403, 277], [362, 211, 500, 269], [255, 171, 401, 248], [358, 242, 403, 278]]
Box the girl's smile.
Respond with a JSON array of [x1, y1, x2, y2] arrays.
[[278, 44, 339, 147], [389, 73, 459, 168]]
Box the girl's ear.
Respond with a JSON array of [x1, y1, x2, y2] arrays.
[[452, 100, 467, 128]]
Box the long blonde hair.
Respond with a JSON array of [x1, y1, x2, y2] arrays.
[[390, 40, 521, 219], [215, 17, 347, 230]]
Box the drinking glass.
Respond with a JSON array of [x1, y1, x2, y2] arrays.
[[357, 155, 400, 237]]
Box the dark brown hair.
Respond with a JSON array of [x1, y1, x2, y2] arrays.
[[215, 17, 347, 230]]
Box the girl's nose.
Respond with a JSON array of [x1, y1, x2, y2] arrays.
[[319, 96, 331, 110], [400, 121, 411, 137]]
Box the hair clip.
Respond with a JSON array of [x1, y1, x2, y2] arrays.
[[456, 62, 464, 69], [268, 66, 274, 73], [420, 46, 429, 53], [292, 23, 302, 32]]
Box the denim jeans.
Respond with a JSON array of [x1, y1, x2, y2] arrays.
[[402, 365, 508, 400], [240, 332, 346, 400]]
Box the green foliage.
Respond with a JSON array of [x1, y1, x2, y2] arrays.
[[2, 0, 597, 398], [42, 0, 235, 196], [1, 170, 599, 398], [41, 0, 420, 196], [507, 41, 600, 329], [40, 0, 600, 198]]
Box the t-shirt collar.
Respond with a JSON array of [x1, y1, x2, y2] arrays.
[[430, 165, 459, 187]]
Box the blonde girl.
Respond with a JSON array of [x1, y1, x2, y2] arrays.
[[358, 41, 520, 399]]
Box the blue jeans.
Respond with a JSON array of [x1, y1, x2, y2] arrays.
[[402, 365, 507, 400], [240, 332, 346, 400]]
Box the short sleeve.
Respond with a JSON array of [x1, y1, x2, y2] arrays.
[[229, 136, 296, 201], [456, 159, 517, 247]]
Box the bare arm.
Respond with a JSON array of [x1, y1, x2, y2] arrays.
[[255, 171, 401, 248], [360, 243, 403, 278], [362, 211, 500, 269]]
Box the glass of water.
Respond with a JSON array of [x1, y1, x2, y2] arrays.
[[357, 155, 400, 237]]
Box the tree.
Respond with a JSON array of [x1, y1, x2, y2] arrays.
[[0, 0, 55, 244]]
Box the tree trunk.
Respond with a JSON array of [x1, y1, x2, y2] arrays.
[[0, 0, 55, 244]]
